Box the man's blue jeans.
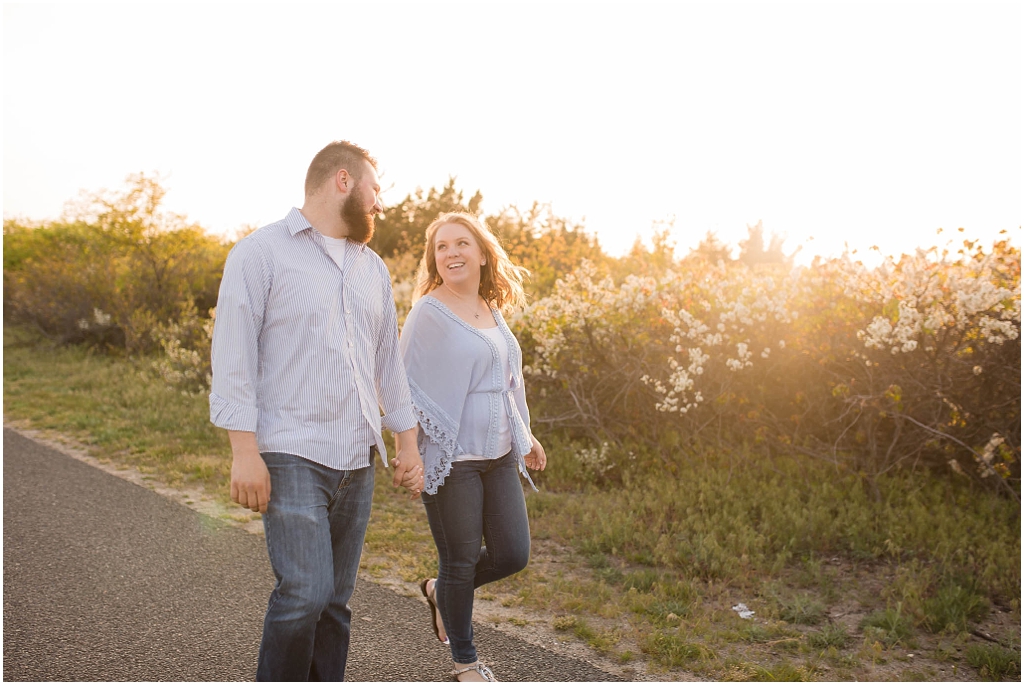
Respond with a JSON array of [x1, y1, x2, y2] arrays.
[[256, 451, 374, 682], [421, 452, 531, 664]]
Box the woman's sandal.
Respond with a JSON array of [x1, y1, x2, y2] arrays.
[[419, 578, 449, 645], [451, 662, 497, 682]]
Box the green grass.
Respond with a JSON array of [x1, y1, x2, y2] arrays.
[[526, 455, 1021, 603], [4, 326, 232, 492], [777, 592, 827, 626], [807, 622, 850, 649], [795, 556, 840, 603], [861, 605, 914, 647], [965, 643, 1021, 680], [640, 631, 715, 668], [922, 579, 989, 634], [571, 617, 617, 653], [622, 568, 660, 593], [745, 661, 812, 681], [552, 615, 578, 631], [548, 615, 615, 653], [359, 472, 438, 582], [5, 325, 1021, 681], [731, 621, 800, 644]]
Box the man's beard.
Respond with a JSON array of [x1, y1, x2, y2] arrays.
[[340, 193, 375, 244]]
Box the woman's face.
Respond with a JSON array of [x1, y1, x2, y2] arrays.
[[433, 222, 485, 288]]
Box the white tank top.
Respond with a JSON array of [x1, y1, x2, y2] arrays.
[[454, 326, 513, 461]]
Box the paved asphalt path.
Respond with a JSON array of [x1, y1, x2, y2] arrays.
[[3, 428, 619, 682]]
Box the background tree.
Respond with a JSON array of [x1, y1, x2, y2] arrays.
[[682, 231, 734, 265], [738, 220, 794, 267], [372, 179, 604, 299], [4, 174, 228, 352], [370, 176, 482, 260], [490, 202, 606, 297], [614, 222, 678, 282]]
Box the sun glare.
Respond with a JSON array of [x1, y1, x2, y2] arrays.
[[2, 3, 1020, 263]]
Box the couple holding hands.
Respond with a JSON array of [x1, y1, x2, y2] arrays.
[[210, 141, 546, 682]]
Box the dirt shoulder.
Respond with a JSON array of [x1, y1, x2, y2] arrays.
[[7, 420, 1019, 682]]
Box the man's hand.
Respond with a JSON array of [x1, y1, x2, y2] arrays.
[[391, 428, 424, 499], [525, 434, 547, 471], [228, 430, 271, 513]]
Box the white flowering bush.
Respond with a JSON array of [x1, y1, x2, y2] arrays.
[[512, 260, 677, 453], [572, 441, 615, 482], [515, 238, 1020, 492], [153, 300, 215, 396], [510, 258, 809, 481], [151, 231, 1019, 493], [826, 237, 1021, 494], [642, 262, 795, 418]]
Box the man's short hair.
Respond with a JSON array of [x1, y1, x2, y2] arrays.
[[305, 141, 378, 196]]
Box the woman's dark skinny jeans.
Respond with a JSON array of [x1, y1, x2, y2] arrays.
[[421, 451, 530, 664]]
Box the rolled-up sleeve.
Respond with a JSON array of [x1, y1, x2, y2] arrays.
[[209, 239, 270, 432], [374, 265, 417, 434]]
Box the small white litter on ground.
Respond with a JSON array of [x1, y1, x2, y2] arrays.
[[731, 603, 755, 619]]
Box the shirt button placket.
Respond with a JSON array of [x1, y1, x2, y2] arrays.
[[341, 282, 354, 351]]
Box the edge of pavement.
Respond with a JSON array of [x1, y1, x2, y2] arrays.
[[3, 420, 664, 682]]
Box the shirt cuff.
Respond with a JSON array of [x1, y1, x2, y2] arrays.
[[381, 405, 417, 435], [210, 393, 259, 432]]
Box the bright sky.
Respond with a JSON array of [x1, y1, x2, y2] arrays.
[[3, 2, 1021, 261]]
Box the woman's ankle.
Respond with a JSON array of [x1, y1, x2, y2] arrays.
[[453, 661, 493, 682]]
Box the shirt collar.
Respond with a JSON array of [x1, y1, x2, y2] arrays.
[[286, 207, 313, 236], [285, 207, 367, 254]]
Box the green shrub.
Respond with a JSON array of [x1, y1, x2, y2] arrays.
[[640, 631, 714, 668], [739, 625, 769, 643], [861, 605, 913, 647], [807, 623, 849, 649], [746, 661, 811, 681], [622, 569, 660, 593], [921, 579, 989, 634], [4, 175, 228, 354], [552, 615, 577, 631], [558, 616, 615, 653], [778, 592, 827, 626], [527, 451, 1021, 602], [519, 241, 1021, 488], [965, 643, 1020, 680], [646, 599, 692, 621]]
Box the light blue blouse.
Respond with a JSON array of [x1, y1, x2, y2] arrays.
[[399, 295, 536, 494]]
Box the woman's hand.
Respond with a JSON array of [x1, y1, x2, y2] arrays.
[[524, 435, 547, 471], [393, 428, 425, 499]]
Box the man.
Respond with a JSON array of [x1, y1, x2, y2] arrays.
[[209, 141, 424, 681]]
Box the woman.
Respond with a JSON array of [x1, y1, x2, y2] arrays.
[[397, 212, 547, 682]]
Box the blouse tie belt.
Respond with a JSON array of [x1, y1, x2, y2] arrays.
[[502, 378, 537, 491]]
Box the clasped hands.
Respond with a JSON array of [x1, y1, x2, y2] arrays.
[[392, 428, 425, 499], [390, 455, 424, 499]]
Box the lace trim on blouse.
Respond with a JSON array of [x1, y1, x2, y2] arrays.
[[408, 378, 461, 494]]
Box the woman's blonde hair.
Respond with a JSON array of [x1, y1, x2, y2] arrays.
[[414, 212, 529, 311]]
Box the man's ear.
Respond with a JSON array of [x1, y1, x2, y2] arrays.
[[335, 168, 350, 192]]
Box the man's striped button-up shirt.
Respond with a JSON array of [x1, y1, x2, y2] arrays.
[[209, 207, 417, 470]]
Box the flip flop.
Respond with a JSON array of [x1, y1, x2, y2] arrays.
[[420, 578, 450, 645]]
